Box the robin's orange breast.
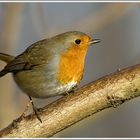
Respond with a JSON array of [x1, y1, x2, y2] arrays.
[[56, 45, 88, 85]]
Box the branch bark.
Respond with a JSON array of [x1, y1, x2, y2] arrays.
[[1, 63, 140, 138]]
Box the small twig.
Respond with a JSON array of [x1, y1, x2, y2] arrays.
[[1, 63, 140, 138]]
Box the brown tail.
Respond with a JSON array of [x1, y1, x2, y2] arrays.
[[0, 53, 15, 77], [0, 69, 8, 77], [0, 53, 15, 63]]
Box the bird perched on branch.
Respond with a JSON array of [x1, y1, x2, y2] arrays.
[[0, 31, 100, 122]]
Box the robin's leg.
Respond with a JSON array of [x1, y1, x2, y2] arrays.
[[63, 86, 77, 96], [28, 96, 42, 123]]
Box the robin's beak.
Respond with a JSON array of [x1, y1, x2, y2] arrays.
[[89, 39, 101, 45]]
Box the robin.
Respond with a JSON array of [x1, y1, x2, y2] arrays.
[[0, 31, 100, 122]]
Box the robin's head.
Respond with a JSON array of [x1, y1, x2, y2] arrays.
[[50, 31, 100, 52]]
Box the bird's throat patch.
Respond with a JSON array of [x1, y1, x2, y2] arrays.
[[56, 46, 87, 85]]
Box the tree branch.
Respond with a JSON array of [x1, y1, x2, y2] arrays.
[[1, 64, 140, 138]]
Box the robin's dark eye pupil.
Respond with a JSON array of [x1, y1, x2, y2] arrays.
[[75, 39, 81, 44]]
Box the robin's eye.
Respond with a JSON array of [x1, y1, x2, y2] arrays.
[[75, 39, 81, 45]]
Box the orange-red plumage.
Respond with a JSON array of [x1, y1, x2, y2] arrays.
[[57, 35, 90, 84]]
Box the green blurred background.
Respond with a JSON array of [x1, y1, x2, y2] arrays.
[[0, 2, 140, 137]]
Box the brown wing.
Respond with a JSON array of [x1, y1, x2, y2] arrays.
[[0, 54, 33, 77], [0, 39, 50, 77]]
